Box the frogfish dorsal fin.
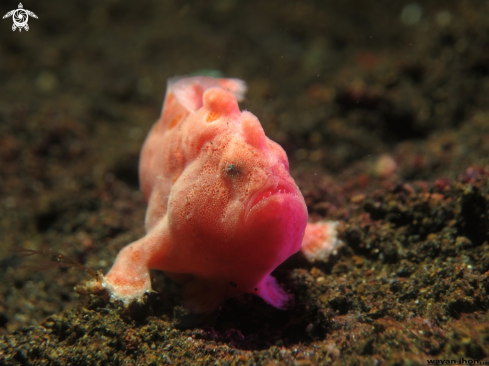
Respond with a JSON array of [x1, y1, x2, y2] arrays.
[[169, 76, 246, 112], [158, 76, 247, 133]]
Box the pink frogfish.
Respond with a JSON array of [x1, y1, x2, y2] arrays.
[[101, 76, 340, 312]]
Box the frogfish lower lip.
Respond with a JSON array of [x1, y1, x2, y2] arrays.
[[248, 183, 299, 211]]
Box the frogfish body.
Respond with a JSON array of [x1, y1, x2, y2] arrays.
[[102, 76, 336, 312]]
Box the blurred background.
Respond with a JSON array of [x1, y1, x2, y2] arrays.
[[1, 0, 489, 334]]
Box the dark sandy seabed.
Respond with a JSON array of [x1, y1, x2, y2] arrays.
[[1, 0, 489, 365]]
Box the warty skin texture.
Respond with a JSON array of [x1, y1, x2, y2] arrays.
[[102, 76, 335, 312]]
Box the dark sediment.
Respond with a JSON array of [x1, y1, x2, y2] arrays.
[[1, 1, 489, 364]]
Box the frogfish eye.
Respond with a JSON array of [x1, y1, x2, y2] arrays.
[[224, 163, 240, 177]]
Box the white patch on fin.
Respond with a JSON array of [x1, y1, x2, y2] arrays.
[[301, 221, 343, 262]]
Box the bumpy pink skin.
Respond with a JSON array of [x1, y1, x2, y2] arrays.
[[102, 76, 309, 312]]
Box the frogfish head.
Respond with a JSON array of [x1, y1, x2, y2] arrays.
[[167, 86, 308, 281]]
